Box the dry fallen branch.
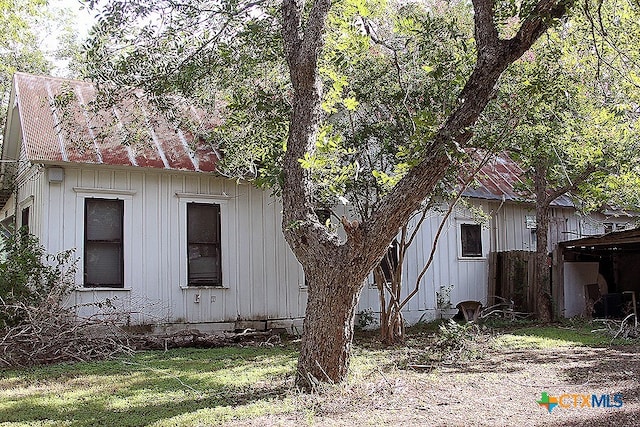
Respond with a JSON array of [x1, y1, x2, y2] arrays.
[[129, 328, 283, 351], [1, 296, 285, 369], [0, 296, 135, 369], [1, 269, 284, 370]]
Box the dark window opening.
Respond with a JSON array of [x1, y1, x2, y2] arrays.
[[461, 223, 482, 257], [84, 198, 124, 288], [187, 203, 222, 286], [20, 206, 29, 233], [380, 239, 399, 283]]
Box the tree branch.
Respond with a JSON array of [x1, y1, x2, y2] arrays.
[[281, 0, 345, 261], [282, 0, 304, 67], [397, 150, 494, 312], [507, 0, 574, 55], [357, 0, 577, 273], [471, 0, 499, 55], [545, 164, 598, 205]]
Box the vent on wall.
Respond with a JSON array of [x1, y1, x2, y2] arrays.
[[47, 167, 64, 183]]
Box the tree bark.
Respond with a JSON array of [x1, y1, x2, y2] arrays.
[[375, 266, 404, 345], [296, 267, 365, 389], [535, 205, 553, 322], [534, 164, 553, 322]]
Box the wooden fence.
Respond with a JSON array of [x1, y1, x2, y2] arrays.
[[488, 251, 537, 313]]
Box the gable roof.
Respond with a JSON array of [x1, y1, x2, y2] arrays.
[[5, 72, 220, 172]]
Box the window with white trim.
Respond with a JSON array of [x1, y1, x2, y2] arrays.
[[187, 202, 222, 286], [84, 198, 124, 288]]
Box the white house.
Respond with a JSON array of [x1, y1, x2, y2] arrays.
[[357, 154, 632, 323], [0, 73, 631, 332], [0, 73, 309, 333]]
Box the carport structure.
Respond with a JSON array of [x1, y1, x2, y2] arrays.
[[554, 228, 640, 319]]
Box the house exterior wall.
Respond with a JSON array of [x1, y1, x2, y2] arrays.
[[358, 201, 493, 323], [356, 199, 600, 324], [3, 74, 636, 330], [3, 160, 627, 331], [7, 164, 307, 332], [563, 262, 600, 317]]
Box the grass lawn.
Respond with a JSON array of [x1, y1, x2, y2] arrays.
[[0, 347, 299, 426], [493, 320, 633, 349], [1, 321, 638, 426]]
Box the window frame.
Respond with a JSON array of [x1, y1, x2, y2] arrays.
[[186, 202, 222, 287], [177, 193, 230, 289], [458, 220, 486, 260], [83, 197, 125, 288], [18, 195, 33, 234], [74, 188, 134, 290], [20, 206, 30, 233]]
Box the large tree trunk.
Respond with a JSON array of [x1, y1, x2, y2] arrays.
[[535, 204, 553, 321], [297, 271, 364, 388], [534, 165, 553, 322]]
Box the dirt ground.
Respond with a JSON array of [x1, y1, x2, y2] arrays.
[[227, 343, 640, 426]]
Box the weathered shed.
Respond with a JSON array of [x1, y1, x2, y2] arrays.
[[555, 228, 640, 318]]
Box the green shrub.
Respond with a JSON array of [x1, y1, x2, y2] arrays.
[[0, 230, 76, 327], [433, 319, 483, 363]]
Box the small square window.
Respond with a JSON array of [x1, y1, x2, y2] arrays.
[[461, 223, 482, 257]]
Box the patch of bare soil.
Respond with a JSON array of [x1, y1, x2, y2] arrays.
[[227, 343, 640, 426]]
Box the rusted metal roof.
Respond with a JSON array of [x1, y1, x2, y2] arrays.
[[11, 74, 575, 207], [13, 73, 220, 172], [463, 153, 574, 207]]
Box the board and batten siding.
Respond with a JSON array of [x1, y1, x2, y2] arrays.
[[35, 166, 305, 331], [358, 202, 491, 323], [4, 144, 47, 236], [6, 161, 611, 330], [357, 199, 588, 323]]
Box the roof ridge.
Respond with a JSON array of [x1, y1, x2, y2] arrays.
[[14, 72, 93, 87]]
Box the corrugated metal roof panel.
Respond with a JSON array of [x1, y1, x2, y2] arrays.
[[462, 152, 575, 207], [13, 73, 578, 208], [17, 75, 64, 163], [14, 73, 220, 173]]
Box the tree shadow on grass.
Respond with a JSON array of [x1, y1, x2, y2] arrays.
[[0, 346, 300, 426], [440, 344, 640, 381], [420, 340, 640, 427], [1, 382, 294, 427]]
